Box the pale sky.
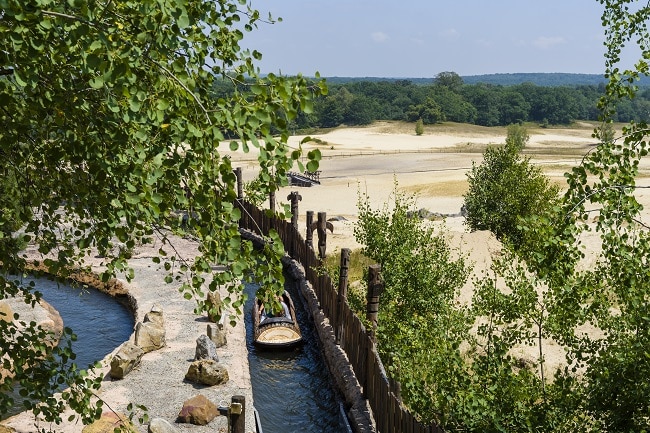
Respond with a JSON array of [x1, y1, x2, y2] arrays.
[[241, 1, 612, 78]]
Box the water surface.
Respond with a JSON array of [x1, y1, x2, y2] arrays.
[[245, 280, 348, 433], [2, 276, 134, 418]]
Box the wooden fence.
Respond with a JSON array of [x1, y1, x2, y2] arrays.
[[237, 199, 444, 433]]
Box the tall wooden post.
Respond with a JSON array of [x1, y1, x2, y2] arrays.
[[234, 167, 243, 200], [316, 211, 327, 261], [366, 264, 384, 331], [365, 265, 383, 402], [365, 329, 375, 400], [305, 210, 314, 250], [336, 248, 351, 345], [287, 191, 302, 231], [269, 189, 276, 213], [229, 395, 245, 433]]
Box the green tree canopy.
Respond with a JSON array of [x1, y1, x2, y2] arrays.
[[405, 97, 444, 124], [433, 71, 464, 91], [463, 126, 560, 249], [0, 0, 324, 426]]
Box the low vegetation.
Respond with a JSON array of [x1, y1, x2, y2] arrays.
[[464, 124, 561, 250], [344, 2, 650, 430]]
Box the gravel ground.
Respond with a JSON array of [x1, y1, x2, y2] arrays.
[[3, 244, 256, 433]]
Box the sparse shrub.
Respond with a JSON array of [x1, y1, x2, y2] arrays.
[[415, 118, 424, 136]]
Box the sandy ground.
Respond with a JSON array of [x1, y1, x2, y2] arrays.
[[228, 120, 629, 378], [229, 121, 601, 253], [2, 120, 631, 432]]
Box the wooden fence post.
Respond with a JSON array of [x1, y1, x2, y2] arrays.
[[269, 189, 276, 213], [229, 395, 245, 433], [305, 211, 314, 248], [315, 211, 334, 262], [336, 248, 351, 345], [234, 167, 243, 200], [366, 264, 384, 331], [287, 191, 302, 231], [365, 329, 375, 400]]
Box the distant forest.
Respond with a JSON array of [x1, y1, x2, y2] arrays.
[[215, 72, 650, 129], [326, 72, 650, 87]]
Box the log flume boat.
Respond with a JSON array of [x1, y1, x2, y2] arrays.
[[252, 290, 302, 349]]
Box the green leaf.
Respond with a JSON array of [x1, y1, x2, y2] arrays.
[[125, 194, 140, 204], [156, 99, 170, 110], [177, 13, 190, 29], [307, 148, 321, 161], [306, 160, 319, 172], [13, 71, 27, 87], [89, 76, 104, 89]]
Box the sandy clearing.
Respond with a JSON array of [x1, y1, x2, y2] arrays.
[[1, 121, 627, 432]]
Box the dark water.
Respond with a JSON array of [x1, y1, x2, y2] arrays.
[[2, 276, 134, 417], [245, 280, 349, 433]]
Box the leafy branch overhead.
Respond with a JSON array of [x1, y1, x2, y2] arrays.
[[0, 0, 325, 426]]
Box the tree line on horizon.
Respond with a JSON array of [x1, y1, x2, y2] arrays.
[[215, 71, 650, 129], [324, 72, 616, 87]]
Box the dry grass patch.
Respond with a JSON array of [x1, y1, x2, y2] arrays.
[[428, 122, 508, 137], [323, 248, 374, 284], [370, 120, 508, 137], [635, 172, 650, 179], [403, 180, 468, 197], [525, 145, 593, 158], [450, 142, 492, 153]]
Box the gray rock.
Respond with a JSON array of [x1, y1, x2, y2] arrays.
[[185, 359, 229, 386], [144, 303, 164, 327], [148, 417, 179, 433], [194, 334, 219, 362], [110, 342, 144, 379], [207, 323, 227, 348], [205, 291, 222, 323]]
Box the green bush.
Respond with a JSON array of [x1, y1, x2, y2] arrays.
[[463, 125, 560, 250]]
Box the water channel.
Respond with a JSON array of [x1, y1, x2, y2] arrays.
[[2, 276, 134, 418], [4, 275, 350, 431], [244, 279, 349, 433]]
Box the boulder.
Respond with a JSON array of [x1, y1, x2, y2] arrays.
[[185, 359, 229, 386], [0, 425, 16, 433], [134, 321, 165, 353], [110, 342, 144, 379], [134, 304, 165, 353], [148, 417, 179, 433], [82, 412, 136, 433], [205, 291, 222, 323], [207, 323, 227, 348], [194, 334, 218, 362], [0, 301, 13, 322], [144, 304, 165, 327], [177, 394, 219, 425]]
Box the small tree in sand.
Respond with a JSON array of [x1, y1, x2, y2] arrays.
[[463, 125, 559, 250], [415, 118, 424, 136]]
